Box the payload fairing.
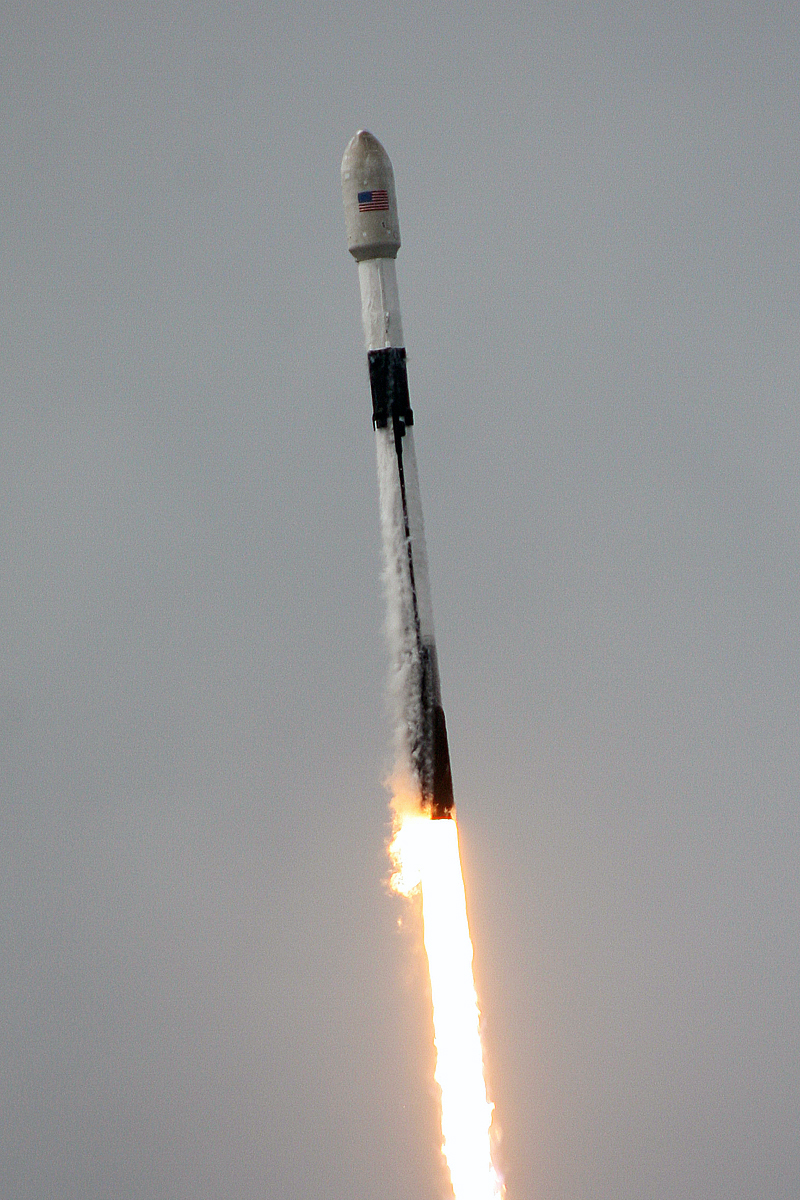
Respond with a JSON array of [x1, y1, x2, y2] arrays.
[[342, 130, 454, 820]]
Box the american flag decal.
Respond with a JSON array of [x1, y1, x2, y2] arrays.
[[358, 189, 390, 212]]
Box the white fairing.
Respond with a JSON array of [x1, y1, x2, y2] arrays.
[[341, 130, 401, 261]]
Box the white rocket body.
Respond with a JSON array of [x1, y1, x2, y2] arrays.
[[342, 131, 454, 819]]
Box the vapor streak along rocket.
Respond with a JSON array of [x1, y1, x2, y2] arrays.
[[342, 130, 454, 820]]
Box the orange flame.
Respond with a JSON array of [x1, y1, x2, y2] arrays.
[[390, 813, 504, 1200]]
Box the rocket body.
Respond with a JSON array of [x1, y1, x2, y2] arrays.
[[342, 131, 454, 820]]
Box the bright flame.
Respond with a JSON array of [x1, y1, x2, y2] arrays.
[[390, 813, 504, 1200]]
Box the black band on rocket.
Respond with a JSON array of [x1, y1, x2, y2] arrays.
[[368, 347, 414, 431]]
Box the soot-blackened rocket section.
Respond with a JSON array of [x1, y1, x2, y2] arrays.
[[342, 131, 454, 820], [368, 347, 412, 433]]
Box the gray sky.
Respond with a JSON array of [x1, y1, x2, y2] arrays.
[[2, 3, 799, 1198]]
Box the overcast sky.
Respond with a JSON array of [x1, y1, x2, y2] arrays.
[[2, 3, 799, 1198]]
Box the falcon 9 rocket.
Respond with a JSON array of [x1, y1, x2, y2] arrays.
[[342, 130, 454, 820]]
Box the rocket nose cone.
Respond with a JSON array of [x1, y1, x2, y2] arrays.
[[341, 129, 393, 177], [341, 130, 401, 261]]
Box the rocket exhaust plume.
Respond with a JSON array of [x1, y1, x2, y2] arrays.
[[342, 131, 503, 1200], [391, 817, 500, 1200]]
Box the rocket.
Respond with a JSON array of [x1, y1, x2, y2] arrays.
[[342, 130, 454, 820]]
